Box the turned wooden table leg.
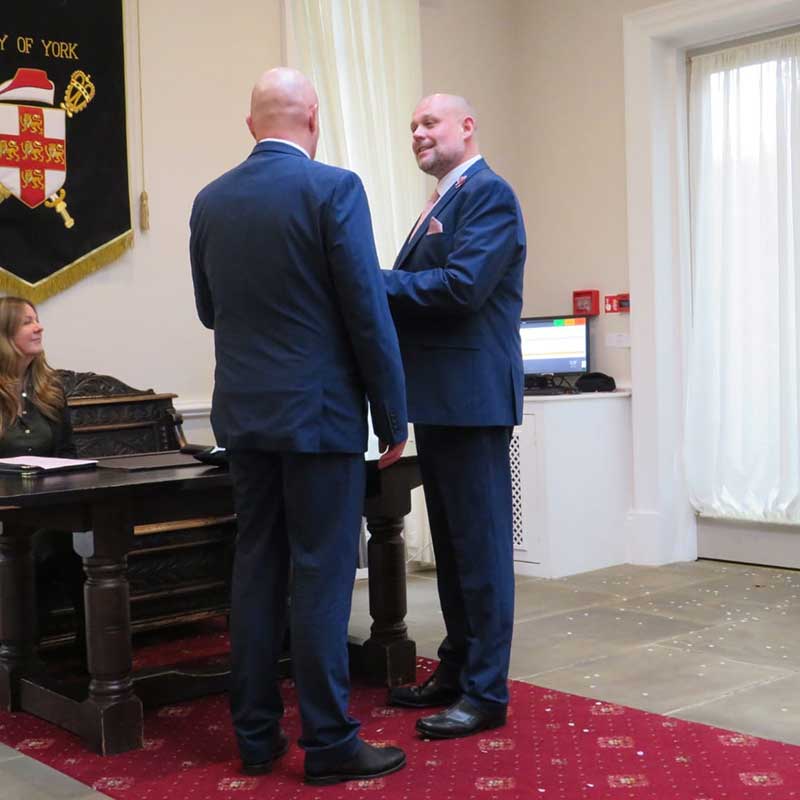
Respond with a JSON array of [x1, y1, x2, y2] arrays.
[[76, 502, 143, 755], [362, 513, 416, 686], [0, 522, 38, 709]]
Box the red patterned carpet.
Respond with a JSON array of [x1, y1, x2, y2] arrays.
[[2, 624, 800, 799]]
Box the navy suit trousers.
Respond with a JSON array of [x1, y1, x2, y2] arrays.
[[227, 450, 364, 770], [414, 425, 515, 709]]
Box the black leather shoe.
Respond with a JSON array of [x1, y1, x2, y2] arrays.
[[240, 729, 289, 775], [388, 668, 460, 709], [305, 741, 406, 785], [416, 697, 506, 739]]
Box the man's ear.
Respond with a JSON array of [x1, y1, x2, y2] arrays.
[[462, 115, 475, 140], [309, 103, 319, 135], [246, 114, 256, 140]]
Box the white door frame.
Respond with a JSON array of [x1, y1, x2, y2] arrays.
[[622, 0, 800, 564]]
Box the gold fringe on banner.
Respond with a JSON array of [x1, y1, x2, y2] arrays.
[[0, 230, 133, 304]]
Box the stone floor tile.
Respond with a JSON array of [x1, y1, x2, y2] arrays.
[[507, 606, 709, 677], [665, 617, 800, 671], [661, 559, 795, 579], [520, 643, 788, 714], [414, 634, 445, 661], [513, 580, 616, 621], [0, 756, 97, 800], [675, 571, 800, 608], [552, 564, 716, 598], [672, 672, 800, 746], [612, 584, 789, 627], [0, 742, 22, 763]]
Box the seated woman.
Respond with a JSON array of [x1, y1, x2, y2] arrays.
[[0, 296, 83, 655]]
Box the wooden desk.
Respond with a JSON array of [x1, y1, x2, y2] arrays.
[[0, 455, 421, 755]]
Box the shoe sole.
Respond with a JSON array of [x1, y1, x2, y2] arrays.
[[305, 754, 407, 786], [416, 718, 506, 740]]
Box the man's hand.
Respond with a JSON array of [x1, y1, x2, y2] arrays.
[[378, 439, 406, 470]]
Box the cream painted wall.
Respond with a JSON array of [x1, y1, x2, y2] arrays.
[[516, 0, 663, 384], [30, 0, 667, 422], [37, 0, 282, 425], [420, 0, 664, 384], [419, 0, 520, 187]]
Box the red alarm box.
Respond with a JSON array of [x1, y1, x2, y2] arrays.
[[573, 289, 599, 317]]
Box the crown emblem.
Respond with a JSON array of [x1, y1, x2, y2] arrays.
[[61, 70, 95, 118]]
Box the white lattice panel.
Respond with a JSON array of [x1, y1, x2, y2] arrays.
[[510, 432, 525, 550]]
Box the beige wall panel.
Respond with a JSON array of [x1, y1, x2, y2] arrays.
[[516, 0, 662, 383], [37, 0, 676, 406], [40, 0, 283, 407], [418, 0, 520, 194]]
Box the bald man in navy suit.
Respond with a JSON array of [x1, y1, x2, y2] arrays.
[[384, 94, 526, 739], [191, 68, 408, 785]]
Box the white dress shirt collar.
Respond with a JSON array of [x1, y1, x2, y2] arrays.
[[435, 154, 482, 200], [258, 137, 310, 159]]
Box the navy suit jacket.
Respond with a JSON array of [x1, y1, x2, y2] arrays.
[[190, 141, 407, 453], [384, 159, 525, 427]]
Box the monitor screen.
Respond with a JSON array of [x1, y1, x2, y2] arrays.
[[520, 316, 590, 377]]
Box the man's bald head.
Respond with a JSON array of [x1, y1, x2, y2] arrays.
[[410, 93, 479, 179], [246, 67, 320, 158], [418, 94, 476, 125]]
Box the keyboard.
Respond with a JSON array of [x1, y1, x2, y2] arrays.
[[523, 386, 570, 396]]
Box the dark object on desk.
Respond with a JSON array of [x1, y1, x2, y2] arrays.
[[523, 374, 574, 396], [181, 444, 229, 468], [575, 372, 617, 393], [524, 385, 569, 396], [35, 371, 236, 650], [97, 452, 205, 471]]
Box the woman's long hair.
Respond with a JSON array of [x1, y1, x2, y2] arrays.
[[0, 297, 64, 437]]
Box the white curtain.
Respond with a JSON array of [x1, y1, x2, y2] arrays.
[[284, 0, 426, 266], [686, 33, 800, 523], [284, 0, 434, 564]]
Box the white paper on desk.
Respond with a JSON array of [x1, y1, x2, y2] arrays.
[[0, 456, 98, 470]]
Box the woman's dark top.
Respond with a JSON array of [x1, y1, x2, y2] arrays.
[[0, 390, 76, 458], [0, 389, 82, 643]]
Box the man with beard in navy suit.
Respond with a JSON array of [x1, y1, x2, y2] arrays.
[[385, 94, 526, 740], [191, 68, 408, 785]]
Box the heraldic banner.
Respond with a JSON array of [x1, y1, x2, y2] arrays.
[[0, 1, 131, 302]]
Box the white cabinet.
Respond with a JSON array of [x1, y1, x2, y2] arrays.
[[511, 392, 632, 578]]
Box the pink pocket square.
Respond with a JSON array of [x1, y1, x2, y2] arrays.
[[426, 216, 443, 235]]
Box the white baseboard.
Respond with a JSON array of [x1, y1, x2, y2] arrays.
[[698, 517, 800, 568]]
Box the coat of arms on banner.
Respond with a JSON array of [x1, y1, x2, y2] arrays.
[[0, 67, 94, 225], [0, 1, 131, 302]]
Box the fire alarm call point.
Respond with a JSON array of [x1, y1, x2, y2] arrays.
[[572, 289, 599, 317]]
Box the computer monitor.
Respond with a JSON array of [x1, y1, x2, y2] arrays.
[[520, 315, 590, 381]]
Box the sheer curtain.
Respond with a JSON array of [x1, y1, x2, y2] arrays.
[[284, 0, 434, 563], [686, 33, 800, 523], [284, 0, 425, 266]]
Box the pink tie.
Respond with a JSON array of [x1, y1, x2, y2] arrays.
[[410, 189, 440, 237]]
